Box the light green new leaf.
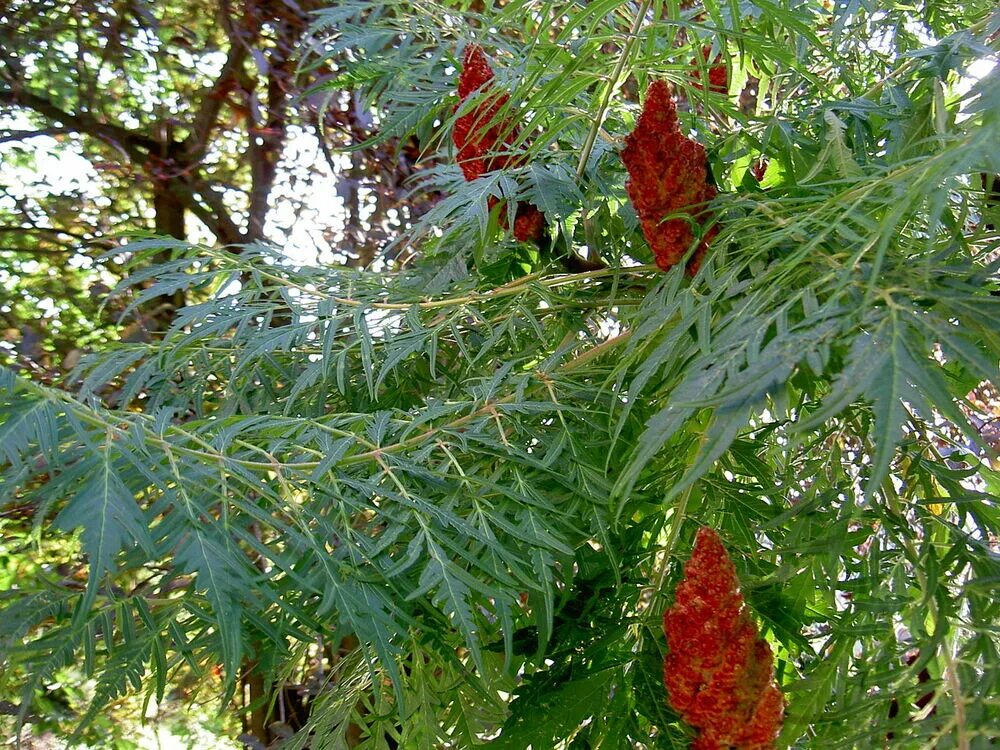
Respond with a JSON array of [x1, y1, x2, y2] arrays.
[[172, 526, 252, 699], [54, 447, 152, 618]]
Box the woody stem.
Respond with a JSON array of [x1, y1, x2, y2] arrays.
[[651, 484, 694, 596], [575, 0, 654, 179], [943, 645, 970, 750]]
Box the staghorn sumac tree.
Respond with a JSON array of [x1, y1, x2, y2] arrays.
[[1, 0, 999, 747]]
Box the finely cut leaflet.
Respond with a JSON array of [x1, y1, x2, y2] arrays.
[[663, 527, 784, 750], [621, 80, 718, 273]]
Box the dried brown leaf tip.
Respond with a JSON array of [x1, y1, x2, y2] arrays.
[[621, 81, 717, 274], [452, 45, 543, 241], [663, 527, 784, 750]]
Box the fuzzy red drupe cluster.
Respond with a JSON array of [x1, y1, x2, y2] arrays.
[[621, 81, 718, 274], [663, 527, 784, 750], [454, 45, 515, 180], [452, 45, 544, 242], [690, 46, 728, 95]]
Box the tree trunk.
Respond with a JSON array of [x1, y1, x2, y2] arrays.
[[142, 176, 188, 334], [241, 659, 270, 745], [153, 183, 186, 240]]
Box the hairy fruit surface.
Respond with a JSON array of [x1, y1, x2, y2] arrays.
[[751, 158, 768, 183], [663, 527, 784, 749], [452, 45, 543, 241], [454, 45, 519, 180], [690, 46, 729, 95], [621, 81, 717, 274]]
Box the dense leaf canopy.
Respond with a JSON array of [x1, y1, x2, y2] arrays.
[[1, 0, 999, 747]]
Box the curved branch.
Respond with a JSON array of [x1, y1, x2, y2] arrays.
[[0, 225, 89, 240], [178, 179, 246, 246], [0, 86, 157, 161], [0, 127, 73, 144], [182, 41, 251, 164]]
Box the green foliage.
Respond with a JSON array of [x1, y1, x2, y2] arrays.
[[2, 0, 1000, 747]]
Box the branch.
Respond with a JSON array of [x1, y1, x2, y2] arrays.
[[0, 246, 85, 257], [575, 0, 653, 179], [182, 37, 251, 163], [178, 179, 245, 246], [0, 225, 90, 240], [242, 2, 312, 243], [246, 55, 294, 242], [0, 127, 73, 144], [0, 86, 157, 162], [0, 225, 116, 254]]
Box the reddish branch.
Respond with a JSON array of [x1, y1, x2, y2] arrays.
[[183, 41, 251, 166]]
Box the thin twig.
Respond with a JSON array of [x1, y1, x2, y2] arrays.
[[650, 484, 694, 597], [942, 646, 970, 750], [575, 0, 654, 178]]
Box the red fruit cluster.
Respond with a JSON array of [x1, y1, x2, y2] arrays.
[[454, 45, 517, 180], [621, 81, 717, 274], [453, 45, 544, 242], [663, 527, 784, 750], [751, 158, 768, 183], [690, 46, 728, 95]]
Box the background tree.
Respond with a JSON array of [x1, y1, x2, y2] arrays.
[[0, 0, 435, 369], [1, 0, 999, 747]]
